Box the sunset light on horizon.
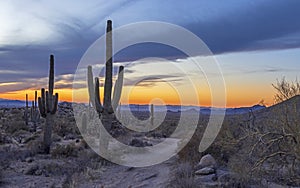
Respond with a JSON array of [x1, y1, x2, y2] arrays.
[[1, 1, 300, 108]]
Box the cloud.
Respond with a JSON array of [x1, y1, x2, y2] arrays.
[[1, 0, 300, 94], [183, 0, 300, 54]]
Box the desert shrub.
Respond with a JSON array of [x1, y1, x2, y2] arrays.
[[226, 97, 300, 186], [10, 108, 21, 114], [51, 144, 78, 158], [205, 115, 245, 166], [53, 117, 80, 137], [43, 162, 70, 176], [272, 77, 300, 103], [178, 119, 207, 164], [5, 120, 29, 134], [62, 172, 80, 188], [227, 152, 254, 185], [27, 137, 44, 155]]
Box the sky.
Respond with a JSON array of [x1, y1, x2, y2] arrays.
[[0, 0, 300, 107]]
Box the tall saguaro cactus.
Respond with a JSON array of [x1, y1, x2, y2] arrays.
[[87, 20, 124, 114], [38, 55, 59, 154], [103, 20, 113, 112], [86, 20, 124, 135]]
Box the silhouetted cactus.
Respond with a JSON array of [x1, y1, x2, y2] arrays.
[[103, 20, 113, 112], [87, 20, 124, 117], [30, 91, 40, 131], [24, 94, 29, 125], [150, 104, 154, 126], [38, 54, 59, 154]]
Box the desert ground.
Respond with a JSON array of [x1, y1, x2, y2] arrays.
[[0, 96, 299, 188]]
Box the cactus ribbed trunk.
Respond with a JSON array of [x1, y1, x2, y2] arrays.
[[104, 20, 113, 113], [44, 114, 53, 154]]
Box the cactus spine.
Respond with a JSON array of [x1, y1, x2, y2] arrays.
[[38, 55, 59, 154]]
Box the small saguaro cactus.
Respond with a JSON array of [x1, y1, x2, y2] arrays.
[[24, 94, 29, 125], [150, 104, 154, 126], [31, 91, 40, 131], [38, 54, 59, 154]]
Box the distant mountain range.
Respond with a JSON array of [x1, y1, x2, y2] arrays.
[[121, 104, 266, 115], [0, 98, 266, 115], [0, 98, 25, 108]]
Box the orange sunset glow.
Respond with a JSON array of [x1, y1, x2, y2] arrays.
[[0, 83, 276, 108]]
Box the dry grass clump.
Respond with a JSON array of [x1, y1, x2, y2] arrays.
[[5, 120, 28, 134], [173, 162, 197, 188]]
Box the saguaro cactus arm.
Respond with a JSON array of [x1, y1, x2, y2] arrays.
[[50, 93, 58, 114], [38, 88, 46, 118], [31, 91, 40, 123], [87, 65, 95, 107], [95, 77, 103, 113], [112, 66, 124, 111]]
